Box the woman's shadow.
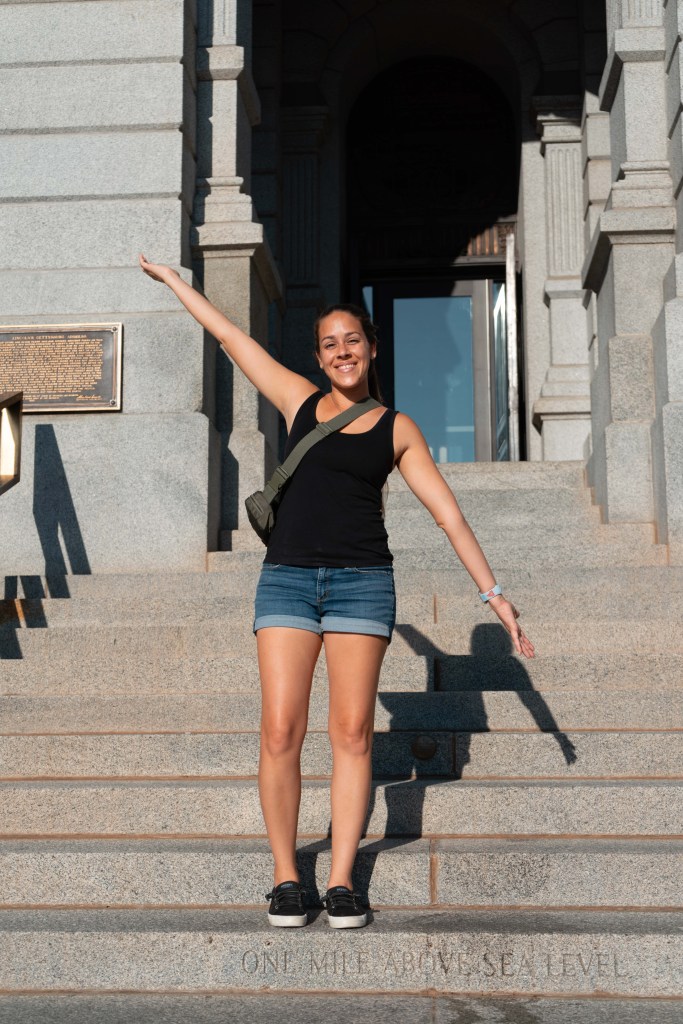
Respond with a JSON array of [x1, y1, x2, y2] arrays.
[[299, 621, 578, 907]]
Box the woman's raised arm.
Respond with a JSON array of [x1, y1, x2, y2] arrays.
[[139, 255, 316, 422], [394, 413, 535, 658]]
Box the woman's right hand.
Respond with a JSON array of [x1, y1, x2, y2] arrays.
[[138, 253, 176, 285], [489, 596, 535, 659]]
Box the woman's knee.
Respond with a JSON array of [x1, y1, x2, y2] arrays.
[[261, 718, 306, 759], [328, 719, 373, 757]]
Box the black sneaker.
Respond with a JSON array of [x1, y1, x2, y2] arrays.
[[321, 886, 367, 929], [265, 881, 308, 927]]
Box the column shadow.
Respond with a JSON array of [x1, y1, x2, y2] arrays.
[[1, 424, 91, 659]]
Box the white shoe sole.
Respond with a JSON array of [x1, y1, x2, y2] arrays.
[[268, 913, 308, 927], [326, 913, 368, 929]]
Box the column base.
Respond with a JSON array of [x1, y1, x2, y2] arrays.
[[532, 395, 591, 461]]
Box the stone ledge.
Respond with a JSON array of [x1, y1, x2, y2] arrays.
[[583, 206, 676, 292], [0, 907, 680, 996]]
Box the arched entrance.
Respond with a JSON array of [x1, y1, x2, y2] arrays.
[[346, 57, 522, 461]]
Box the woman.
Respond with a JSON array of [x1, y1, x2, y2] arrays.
[[138, 254, 535, 930]]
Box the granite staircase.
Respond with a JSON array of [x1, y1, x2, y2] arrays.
[[1, 461, 682, 1021]]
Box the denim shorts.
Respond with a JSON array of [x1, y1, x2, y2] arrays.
[[253, 563, 396, 641]]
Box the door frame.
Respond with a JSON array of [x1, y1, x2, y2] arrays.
[[367, 276, 503, 461]]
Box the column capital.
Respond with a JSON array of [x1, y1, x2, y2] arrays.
[[281, 106, 330, 153], [533, 97, 583, 151]]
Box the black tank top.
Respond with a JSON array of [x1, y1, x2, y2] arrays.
[[265, 391, 397, 567]]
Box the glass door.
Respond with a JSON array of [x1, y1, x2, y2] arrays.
[[366, 279, 510, 462]]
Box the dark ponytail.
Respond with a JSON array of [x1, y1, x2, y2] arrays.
[[313, 303, 384, 403]]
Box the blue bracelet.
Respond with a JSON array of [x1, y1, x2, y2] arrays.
[[479, 584, 502, 603]]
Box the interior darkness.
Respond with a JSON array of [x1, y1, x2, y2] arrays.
[[346, 55, 519, 280]]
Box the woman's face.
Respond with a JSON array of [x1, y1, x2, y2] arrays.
[[316, 311, 375, 392]]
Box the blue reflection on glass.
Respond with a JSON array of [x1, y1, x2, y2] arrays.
[[362, 285, 374, 318], [394, 296, 474, 463]]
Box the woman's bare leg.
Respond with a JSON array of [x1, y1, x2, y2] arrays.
[[324, 632, 388, 890], [257, 626, 322, 885]]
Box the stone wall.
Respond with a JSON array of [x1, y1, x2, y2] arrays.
[[0, 0, 219, 574]]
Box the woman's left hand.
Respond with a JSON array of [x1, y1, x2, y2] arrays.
[[488, 597, 535, 658]]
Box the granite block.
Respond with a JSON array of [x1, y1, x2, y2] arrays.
[[435, 838, 683, 907], [607, 335, 655, 420], [452, 731, 683, 779], [1, 132, 186, 201], [0, 64, 183, 132], [604, 421, 655, 521], [1, 1, 185, 65], [0, 199, 184, 270], [0, 268, 192, 318]]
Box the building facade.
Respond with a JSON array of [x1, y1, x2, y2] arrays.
[[0, 0, 681, 571]]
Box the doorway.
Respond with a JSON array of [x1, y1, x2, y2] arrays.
[[364, 277, 513, 463], [347, 56, 521, 461]]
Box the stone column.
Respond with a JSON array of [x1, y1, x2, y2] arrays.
[[280, 106, 329, 386], [193, 0, 283, 551], [532, 101, 593, 460], [649, 0, 683, 561], [583, 0, 674, 524]]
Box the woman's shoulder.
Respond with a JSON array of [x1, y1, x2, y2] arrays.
[[392, 412, 426, 458], [286, 386, 322, 432]]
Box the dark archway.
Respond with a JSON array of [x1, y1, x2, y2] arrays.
[[346, 57, 523, 461], [346, 56, 519, 282]]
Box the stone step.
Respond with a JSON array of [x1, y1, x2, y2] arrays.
[[1, 731, 680, 781], [382, 526, 662, 560], [2, 619, 679, 666], [387, 481, 593, 509], [387, 461, 586, 490], [0, 594, 432, 630], [0, 995, 680, 1024], [0, 730, 452, 780], [5, 564, 678, 602], [384, 508, 647, 544], [0, 907, 679, 997], [2, 837, 683, 910], [4, 584, 682, 629], [3, 690, 681, 733], [4, 649, 681, 696], [209, 542, 667, 569], [0, 652, 434, 693], [1, 779, 682, 837]]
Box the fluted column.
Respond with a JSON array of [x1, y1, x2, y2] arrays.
[[532, 102, 592, 460]]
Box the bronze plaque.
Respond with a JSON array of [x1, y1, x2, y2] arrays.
[[0, 323, 122, 412]]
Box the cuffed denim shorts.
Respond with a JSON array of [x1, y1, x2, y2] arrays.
[[253, 563, 396, 641]]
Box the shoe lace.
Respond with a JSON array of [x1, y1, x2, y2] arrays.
[[265, 884, 305, 910], [322, 887, 362, 911]]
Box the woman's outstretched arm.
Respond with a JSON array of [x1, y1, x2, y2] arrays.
[[139, 255, 316, 423], [394, 413, 535, 658]]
